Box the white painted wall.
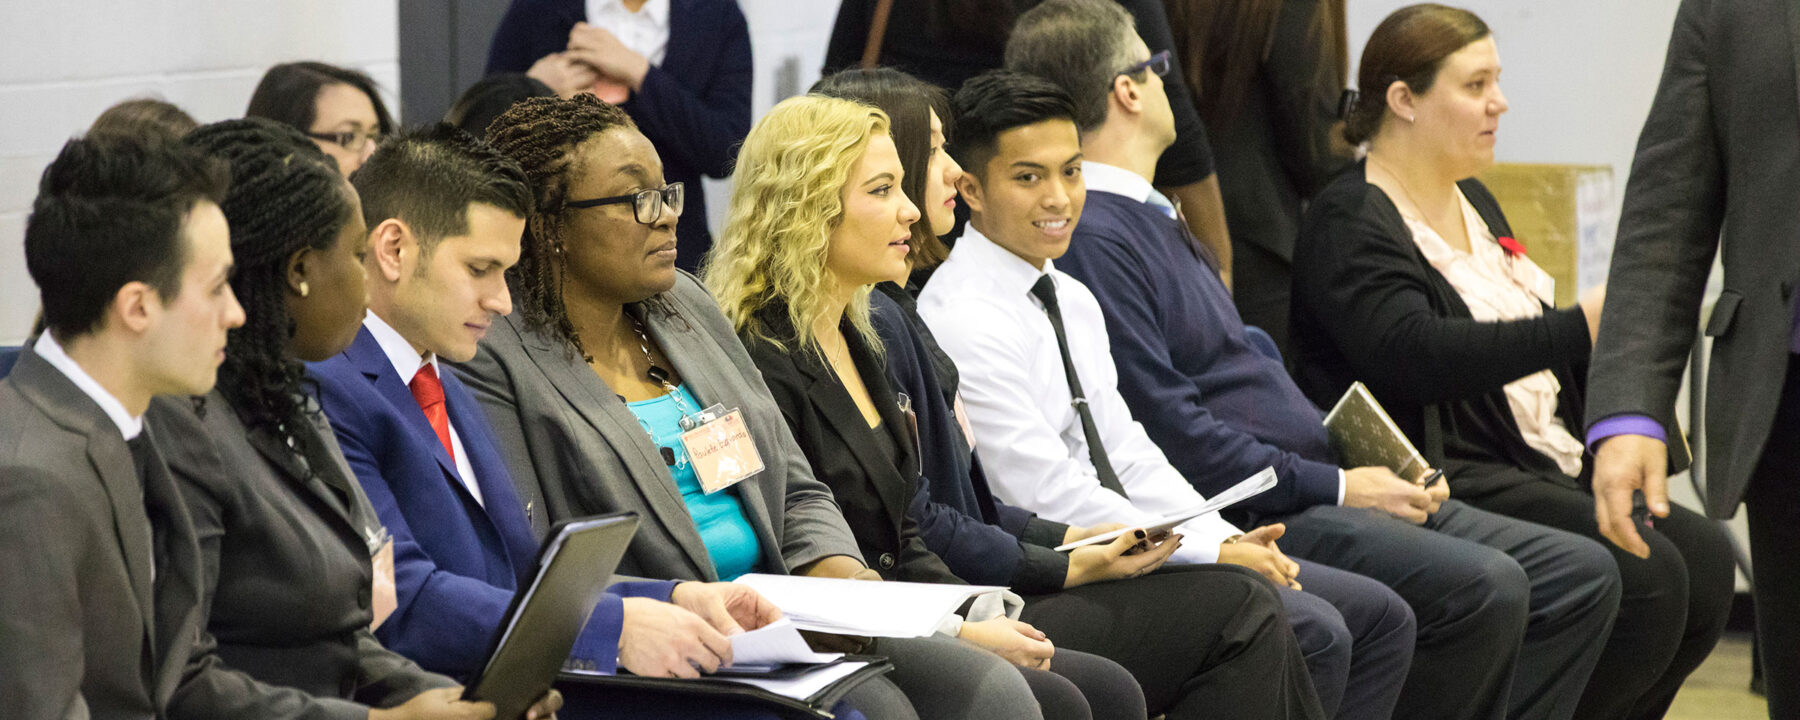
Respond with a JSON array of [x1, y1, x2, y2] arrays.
[[0, 1, 400, 346]]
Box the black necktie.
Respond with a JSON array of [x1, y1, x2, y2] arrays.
[[125, 433, 170, 589], [1029, 275, 1128, 498]]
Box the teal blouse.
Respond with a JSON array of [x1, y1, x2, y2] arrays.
[[626, 384, 762, 580]]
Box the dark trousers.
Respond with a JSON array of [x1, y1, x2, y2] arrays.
[[1274, 559, 1415, 720], [1748, 356, 1800, 719], [1019, 563, 1328, 720], [1017, 649, 1146, 720], [1468, 480, 1734, 720], [1231, 239, 1294, 361], [1276, 499, 1621, 720]]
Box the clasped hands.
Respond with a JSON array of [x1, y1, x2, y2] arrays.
[[527, 23, 652, 102]]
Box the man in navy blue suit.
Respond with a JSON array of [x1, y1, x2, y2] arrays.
[[1002, 2, 1622, 719], [484, 0, 750, 273], [309, 126, 810, 718]]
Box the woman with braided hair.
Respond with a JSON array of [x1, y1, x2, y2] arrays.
[[454, 93, 1054, 720], [145, 117, 560, 720]]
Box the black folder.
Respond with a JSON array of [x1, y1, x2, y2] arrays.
[[463, 512, 640, 720], [558, 655, 893, 719]]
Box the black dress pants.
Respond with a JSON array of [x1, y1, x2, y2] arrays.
[[1746, 354, 1800, 719], [1019, 563, 1327, 720], [1468, 478, 1735, 720]]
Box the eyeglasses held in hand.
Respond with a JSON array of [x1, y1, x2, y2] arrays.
[[1120, 50, 1172, 80], [305, 128, 382, 153], [567, 182, 685, 226]]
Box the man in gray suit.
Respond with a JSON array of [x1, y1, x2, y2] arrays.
[[1586, 0, 1800, 716], [0, 133, 244, 717]]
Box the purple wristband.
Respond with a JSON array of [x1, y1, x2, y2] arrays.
[[1586, 415, 1668, 452]]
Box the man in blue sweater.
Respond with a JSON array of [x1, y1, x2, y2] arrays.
[[1003, 2, 1621, 719]]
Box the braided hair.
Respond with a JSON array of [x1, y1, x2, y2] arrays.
[[184, 118, 355, 438], [483, 94, 641, 358]]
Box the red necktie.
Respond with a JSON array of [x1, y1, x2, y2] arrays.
[[409, 364, 455, 463]]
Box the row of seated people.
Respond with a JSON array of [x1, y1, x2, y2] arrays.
[[0, 3, 1734, 720]]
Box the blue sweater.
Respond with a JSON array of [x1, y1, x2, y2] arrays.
[[1056, 189, 1340, 519]]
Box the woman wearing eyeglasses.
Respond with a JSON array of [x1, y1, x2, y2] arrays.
[[248, 62, 396, 176]]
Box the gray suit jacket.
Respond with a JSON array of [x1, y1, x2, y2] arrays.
[[0, 349, 206, 720], [450, 272, 863, 581], [1587, 0, 1800, 516], [147, 391, 454, 720]]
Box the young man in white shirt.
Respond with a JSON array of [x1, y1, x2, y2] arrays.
[[1000, 3, 1625, 720], [0, 133, 239, 719], [915, 64, 1413, 720]]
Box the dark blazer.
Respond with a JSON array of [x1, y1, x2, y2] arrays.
[[1289, 163, 1594, 499], [1057, 189, 1340, 522], [0, 349, 205, 720], [451, 272, 864, 582], [824, 0, 1215, 188], [738, 303, 962, 584], [485, 0, 753, 271], [1585, 0, 1800, 516], [870, 288, 1073, 593], [309, 328, 671, 679], [147, 390, 455, 719]]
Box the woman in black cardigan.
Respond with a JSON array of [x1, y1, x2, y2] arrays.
[[1290, 7, 1732, 720]]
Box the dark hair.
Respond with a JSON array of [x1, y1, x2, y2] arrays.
[[25, 133, 227, 338], [949, 69, 1079, 180], [1165, 0, 1348, 128], [446, 73, 557, 138], [90, 97, 200, 140], [1003, 0, 1137, 132], [484, 95, 640, 357], [1343, 3, 1489, 145], [185, 118, 354, 438], [352, 123, 531, 256], [246, 61, 396, 136], [811, 68, 956, 267]]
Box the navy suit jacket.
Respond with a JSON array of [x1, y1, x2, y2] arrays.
[[485, 0, 752, 271], [309, 327, 673, 679], [869, 289, 1074, 595], [1056, 190, 1341, 522]]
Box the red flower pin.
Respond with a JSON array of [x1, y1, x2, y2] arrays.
[[1497, 236, 1527, 257]]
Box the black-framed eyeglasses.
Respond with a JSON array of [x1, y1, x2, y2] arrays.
[[566, 182, 685, 225], [1119, 50, 1172, 80], [305, 128, 382, 153]]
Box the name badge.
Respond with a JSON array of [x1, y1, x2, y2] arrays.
[[679, 405, 764, 494], [367, 527, 397, 631]]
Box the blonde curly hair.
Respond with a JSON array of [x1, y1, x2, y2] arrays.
[[704, 95, 891, 354]]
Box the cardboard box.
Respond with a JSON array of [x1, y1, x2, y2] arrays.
[[1474, 163, 1616, 306]]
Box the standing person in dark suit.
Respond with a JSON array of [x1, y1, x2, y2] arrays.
[[307, 125, 788, 719], [1585, 1, 1800, 716], [485, 0, 751, 273], [825, 0, 1235, 284], [1290, 6, 1734, 720], [1162, 0, 1353, 356], [0, 133, 237, 719], [1009, 1, 1623, 717], [149, 119, 550, 719]]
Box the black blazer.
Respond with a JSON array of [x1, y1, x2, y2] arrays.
[[1289, 162, 1593, 499], [148, 391, 454, 718], [740, 304, 963, 584], [485, 0, 752, 270]]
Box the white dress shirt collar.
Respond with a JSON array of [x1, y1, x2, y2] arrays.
[[1081, 161, 1157, 204], [957, 222, 1058, 298], [33, 332, 142, 440], [364, 310, 437, 381], [586, 0, 672, 66]]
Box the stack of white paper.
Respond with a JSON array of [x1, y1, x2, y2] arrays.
[[728, 617, 842, 667], [732, 574, 1006, 638], [718, 660, 873, 700]]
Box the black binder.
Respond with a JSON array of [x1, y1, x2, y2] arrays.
[[559, 656, 893, 719], [463, 512, 641, 720]]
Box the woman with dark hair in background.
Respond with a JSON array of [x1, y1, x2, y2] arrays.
[[444, 74, 557, 138], [1290, 6, 1734, 719], [1163, 0, 1353, 358], [825, 0, 1236, 287], [247, 61, 396, 176], [146, 118, 557, 719]]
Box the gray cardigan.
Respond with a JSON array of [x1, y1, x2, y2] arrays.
[[451, 272, 863, 581]]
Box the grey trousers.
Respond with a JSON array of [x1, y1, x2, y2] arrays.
[[1272, 499, 1621, 720], [849, 635, 1043, 720]]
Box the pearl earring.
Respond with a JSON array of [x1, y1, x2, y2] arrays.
[[298, 281, 310, 298], [1407, 115, 1416, 123]]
